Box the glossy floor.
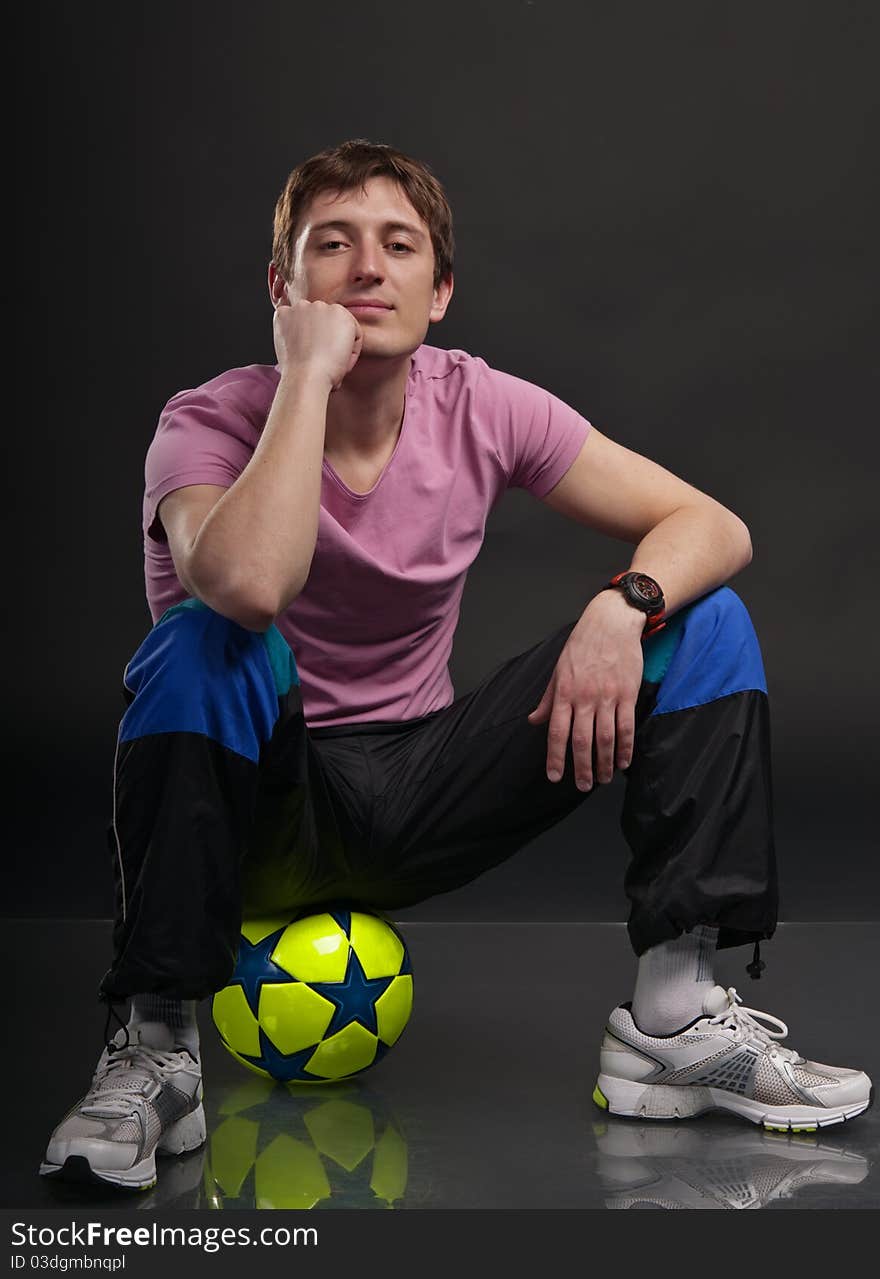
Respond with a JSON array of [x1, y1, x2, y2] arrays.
[[5, 920, 877, 1210]]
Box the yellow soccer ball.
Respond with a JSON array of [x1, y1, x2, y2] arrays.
[[212, 908, 413, 1083]]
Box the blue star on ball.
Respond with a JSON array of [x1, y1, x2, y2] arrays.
[[230, 928, 294, 1017], [309, 947, 394, 1038]]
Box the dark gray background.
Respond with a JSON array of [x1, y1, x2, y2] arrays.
[[8, 0, 879, 920]]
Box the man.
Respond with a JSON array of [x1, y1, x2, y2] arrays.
[[42, 140, 871, 1192]]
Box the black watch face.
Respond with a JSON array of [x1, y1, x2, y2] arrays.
[[628, 574, 663, 607]]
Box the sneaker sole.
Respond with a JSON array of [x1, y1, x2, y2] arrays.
[[593, 1076, 873, 1132], [39, 1103, 207, 1191]]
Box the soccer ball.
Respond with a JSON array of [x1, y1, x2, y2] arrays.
[[212, 907, 413, 1083]]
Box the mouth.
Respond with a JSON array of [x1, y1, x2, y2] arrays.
[[344, 302, 392, 313]]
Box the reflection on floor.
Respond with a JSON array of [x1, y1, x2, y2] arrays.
[[5, 920, 879, 1210], [140, 1081, 872, 1212], [200, 1078, 408, 1210], [591, 1118, 870, 1210]]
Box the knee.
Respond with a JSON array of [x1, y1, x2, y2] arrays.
[[127, 602, 266, 691], [650, 585, 767, 714], [119, 602, 288, 759], [147, 602, 298, 694], [690, 585, 757, 641]]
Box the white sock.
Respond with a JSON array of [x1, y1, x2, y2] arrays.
[[631, 926, 718, 1035], [128, 994, 200, 1055]]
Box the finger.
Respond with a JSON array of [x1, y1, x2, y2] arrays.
[[616, 699, 636, 771], [545, 697, 572, 782], [345, 338, 363, 377], [570, 705, 595, 792], [594, 702, 617, 784], [527, 680, 555, 725]]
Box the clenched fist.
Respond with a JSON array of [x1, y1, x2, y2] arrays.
[[273, 299, 363, 392]]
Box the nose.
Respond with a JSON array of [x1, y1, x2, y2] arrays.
[[349, 237, 384, 283]]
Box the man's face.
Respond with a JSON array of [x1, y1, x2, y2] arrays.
[[274, 175, 453, 359]]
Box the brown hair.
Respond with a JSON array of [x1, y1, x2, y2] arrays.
[[271, 139, 454, 289]]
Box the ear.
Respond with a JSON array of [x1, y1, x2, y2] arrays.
[[268, 263, 288, 308], [429, 272, 454, 324]]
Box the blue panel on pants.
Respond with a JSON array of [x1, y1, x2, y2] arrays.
[[119, 602, 282, 762], [644, 586, 768, 716]]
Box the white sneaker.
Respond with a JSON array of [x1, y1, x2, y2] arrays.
[[40, 1023, 205, 1191], [594, 985, 873, 1132]]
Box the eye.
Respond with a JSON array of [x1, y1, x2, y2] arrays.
[[389, 242, 414, 253], [320, 240, 346, 250]]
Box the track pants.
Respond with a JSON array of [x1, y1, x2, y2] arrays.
[[98, 587, 777, 1002]]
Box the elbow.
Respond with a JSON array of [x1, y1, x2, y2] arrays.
[[184, 551, 306, 631], [184, 572, 280, 633], [195, 588, 278, 633], [226, 596, 279, 633], [274, 577, 308, 617], [730, 514, 753, 570], [241, 573, 310, 628], [226, 578, 304, 631], [206, 579, 308, 632]]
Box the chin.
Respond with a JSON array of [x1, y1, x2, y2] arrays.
[[359, 334, 421, 361]]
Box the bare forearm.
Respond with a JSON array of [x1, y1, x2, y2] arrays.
[[570, 502, 753, 663], [188, 371, 331, 623], [627, 503, 753, 615]]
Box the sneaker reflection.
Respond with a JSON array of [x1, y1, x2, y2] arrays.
[[142, 1077, 407, 1210], [136, 1145, 207, 1210], [592, 1119, 869, 1210]]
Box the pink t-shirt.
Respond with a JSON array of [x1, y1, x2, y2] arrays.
[[143, 344, 591, 727]]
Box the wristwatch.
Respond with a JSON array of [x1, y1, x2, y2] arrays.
[[604, 572, 667, 638]]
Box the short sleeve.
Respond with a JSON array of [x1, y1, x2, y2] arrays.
[[144, 387, 256, 543], [482, 366, 591, 497]]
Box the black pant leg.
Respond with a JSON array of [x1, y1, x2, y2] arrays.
[[98, 601, 310, 1002], [358, 588, 776, 956]]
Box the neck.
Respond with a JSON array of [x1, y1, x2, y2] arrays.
[[324, 352, 412, 458]]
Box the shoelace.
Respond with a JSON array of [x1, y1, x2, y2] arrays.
[[80, 1045, 189, 1119], [706, 987, 800, 1063]]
